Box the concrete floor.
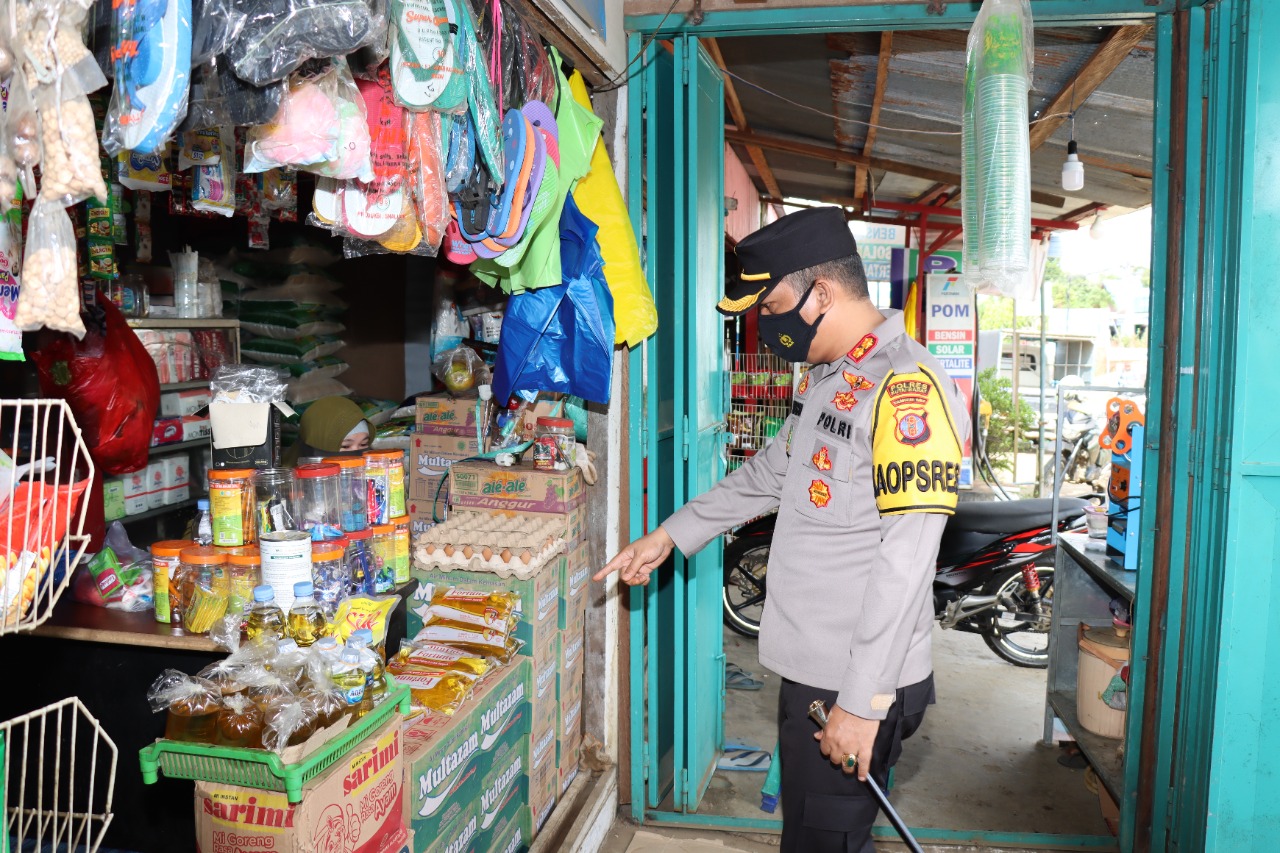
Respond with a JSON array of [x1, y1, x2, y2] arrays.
[[603, 624, 1112, 852]]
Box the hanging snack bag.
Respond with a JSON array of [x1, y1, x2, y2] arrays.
[[38, 89, 109, 206], [14, 199, 82, 338], [0, 231, 21, 362], [102, 0, 193, 156], [192, 126, 237, 217]]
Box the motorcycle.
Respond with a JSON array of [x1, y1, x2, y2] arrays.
[[722, 496, 1088, 668], [1041, 390, 1110, 494]]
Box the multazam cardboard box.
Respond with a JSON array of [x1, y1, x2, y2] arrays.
[[559, 543, 590, 629], [420, 806, 481, 853], [558, 657, 584, 766], [408, 433, 482, 502], [194, 719, 404, 853], [479, 804, 533, 853], [409, 563, 561, 651], [528, 632, 561, 719], [531, 754, 558, 836], [448, 460, 584, 515], [560, 621, 585, 684], [415, 396, 485, 437], [476, 729, 531, 838], [404, 662, 531, 843]]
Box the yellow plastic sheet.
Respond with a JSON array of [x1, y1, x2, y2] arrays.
[[568, 72, 658, 347]]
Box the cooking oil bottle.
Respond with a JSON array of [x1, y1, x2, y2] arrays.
[[286, 581, 327, 647], [332, 648, 367, 713], [245, 585, 286, 641]]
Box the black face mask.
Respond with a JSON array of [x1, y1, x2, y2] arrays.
[[759, 283, 825, 363]]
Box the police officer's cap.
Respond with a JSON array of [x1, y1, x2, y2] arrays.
[[718, 206, 859, 316]]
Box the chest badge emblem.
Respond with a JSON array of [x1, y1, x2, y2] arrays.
[[808, 479, 832, 508], [832, 391, 857, 411], [812, 446, 832, 471], [842, 371, 874, 392], [797, 371, 810, 395]]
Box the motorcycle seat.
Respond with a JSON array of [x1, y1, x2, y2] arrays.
[[948, 497, 1089, 534]]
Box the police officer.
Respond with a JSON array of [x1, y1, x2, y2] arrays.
[[595, 207, 970, 852]]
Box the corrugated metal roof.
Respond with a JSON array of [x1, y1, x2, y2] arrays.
[[720, 25, 1154, 215]]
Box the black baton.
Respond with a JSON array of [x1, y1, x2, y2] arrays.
[[809, 700, 924, 853]]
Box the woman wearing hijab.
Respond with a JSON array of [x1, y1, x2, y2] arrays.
[[283, 396, 371, 466]]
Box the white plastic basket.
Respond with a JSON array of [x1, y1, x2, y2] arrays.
[[0, 697, 118, 853], [0, 399, 94, 635]]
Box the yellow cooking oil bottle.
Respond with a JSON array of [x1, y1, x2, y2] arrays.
[[350, 629, 387, 699], [245, 585, 286, 641], [332, 648, 368, 716], [286, 581, 327, 647]]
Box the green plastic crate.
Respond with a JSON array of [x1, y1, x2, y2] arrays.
[[139, 677, 410, 803]]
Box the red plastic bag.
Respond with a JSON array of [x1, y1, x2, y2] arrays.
[[31, 292, 161, 476]]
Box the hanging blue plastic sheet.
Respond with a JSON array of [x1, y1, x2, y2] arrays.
[[492, 194, 615, 403]]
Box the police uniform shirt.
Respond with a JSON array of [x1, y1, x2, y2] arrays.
[[663, 310, 971, 719]]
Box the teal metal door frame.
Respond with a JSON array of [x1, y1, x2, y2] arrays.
[[621, 2, 1280, 850]]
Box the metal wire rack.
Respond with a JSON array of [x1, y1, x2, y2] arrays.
[[0, 400, 116, 853], [726, 353, 797, 473]]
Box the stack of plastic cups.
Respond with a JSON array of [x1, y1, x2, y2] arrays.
[[961, 22, 980, 289], [974, 0, 1031, 294]]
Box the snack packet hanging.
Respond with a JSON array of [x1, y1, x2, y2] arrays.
[[37, 89, 107, 206], [17, 0, 108, 99], [178, 128, 222, 169], [391, 640, 489, 678], [191, 125, 237, 217], [14, 198, 83, 338], [102, 0, 193, 156], [396, 669, 477, 715], [331, 594, 398, 646]]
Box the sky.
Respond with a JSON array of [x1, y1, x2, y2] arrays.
[[1053, 207, 1153, 277]]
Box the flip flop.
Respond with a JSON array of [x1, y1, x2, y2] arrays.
[[454, 167, 494, 241], [460, 0, 503, 179], [343, 183, 405, 237], [443, 219, 478, 265], [725, 663, 763, 691], [444, 113, 475, 194], [391, 0, 465, 110], [119, 0, 193, 153], [717, 747, 772, 772], [312, 177, 342, 225], [490, 141, 557, 269], [485, 123, 544, 250], [485, 112, 535, 240]]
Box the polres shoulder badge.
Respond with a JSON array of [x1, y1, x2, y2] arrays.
[[871, 366, 962, 516]]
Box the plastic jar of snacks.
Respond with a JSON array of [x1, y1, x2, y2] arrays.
[[363, 450, 406, 525], [533, 417, 576, 471], [323, 456, 368, 533], [150, 540, 189, 625], [391, 515, 411, 585], [311, 538, 349, 617], [343, 528, 375, 596], [253, 468, 298, 538], [369, 523, 395, 594], [221, 546, 262, 615], [179, 546, 229, 634], [295, 463, 343, 541], [209, 469, 256, 546]]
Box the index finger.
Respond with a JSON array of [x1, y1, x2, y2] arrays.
[[593, 550, 631, 582]]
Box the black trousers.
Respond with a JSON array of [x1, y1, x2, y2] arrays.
[[778, 675, 934, 853]]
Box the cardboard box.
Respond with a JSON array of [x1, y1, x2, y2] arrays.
[[479, 804, 533, 853], [560, 621, 585, 679], [181, 415, 212, 443], [163, 454, 191, 505], [160, 387, 211, 417], [448, 460, 584, 515], [408, 433, 482, 502], [409, 564, 560, 651], [146, 461, 165, 510], [405, 663, 530, 841], [476, 732, 530, 837], [123, 467, 148, 515], [405, 504, 439, 537], [559, 542, 590, 629], [103, 478, 125, 521], [421, 807, 481, 853], [151, 417, 183, 447], [529, 633, 561, 719], [210, 401, 291, 469], [194, 719, 404, 853], [559, 751, 581, 796], [530, 757, 558, 837], [415, 395, 484, 436]]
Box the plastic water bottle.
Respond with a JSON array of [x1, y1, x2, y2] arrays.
[[286, 581, 327, 647], [194, 499, 213, 545]]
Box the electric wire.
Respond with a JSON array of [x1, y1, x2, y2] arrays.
[[593, 0, 683, 93]]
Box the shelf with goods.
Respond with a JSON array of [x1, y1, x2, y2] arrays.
[[0, 399, 117, 852], [726, 352, 798, 474], [1044, 531, 1134, 804]]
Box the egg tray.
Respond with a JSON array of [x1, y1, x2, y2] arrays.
[[412, 511, 567, 580]]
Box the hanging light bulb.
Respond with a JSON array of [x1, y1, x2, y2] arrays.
[[1090, 211, 1107, 240], [1061, 139, 1085, 192]]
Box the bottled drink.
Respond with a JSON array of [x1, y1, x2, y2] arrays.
[[331, 648, 367, 715], [194, 499, 214, 546], [349, 629, 386, 699], [286, 581, 327, 648], [244, 585, 286, 641]]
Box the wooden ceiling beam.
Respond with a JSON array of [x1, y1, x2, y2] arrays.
[[727, 127, 1068, 208], [1029, 24, 1150, 151], [706, 38, 782, 199], [854, 31, 893, 202]]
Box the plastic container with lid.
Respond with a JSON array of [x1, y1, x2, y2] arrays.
[[179, 546, 229, 634], [391, 515, 410, 585], [295, 463, 343, 542], [220, 546, 262, 615], [533, 417, 576, 471], [343, 528, 375, 596], [1077, 624, 1131, 739], [363, 450, 406, 525], [323, 456, 369, 533], [150, 540, 190, 625], [368, 523, 395, 594], [208, 469, 256, 546], [311, 538, 350, 616], [253, 468, 299, 538]]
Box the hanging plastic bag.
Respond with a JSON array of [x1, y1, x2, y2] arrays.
[[102, 0, 193, 156], [31, 292, 162, 475], [192, 126, 238, 217], [190, 0, 245, 67], [491, 194, 615, 404], [244, 69, 344, 172], [459, 0, 502, 181], [965, 0, 1034, 297], [14, 199, 81, 338], [432, 346, 491, 398], [349, 0, 390, 80], [37, 88, 108, 206], [216, 55, 284, 126], [229, 0, 376, 87], [408, 109, 449, 250], [389, 0, 467, 113], [16, 0, 108, 99], [566, 70, 656, 346], [304, 59, 374, 182]]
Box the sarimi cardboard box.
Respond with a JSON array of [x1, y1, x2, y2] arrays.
[[447, 461, 584, 515], [194, 720, 404, 853]]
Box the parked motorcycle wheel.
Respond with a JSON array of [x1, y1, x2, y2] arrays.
[[981, 565, 1054, 668], [723, 536, 768, 638]]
